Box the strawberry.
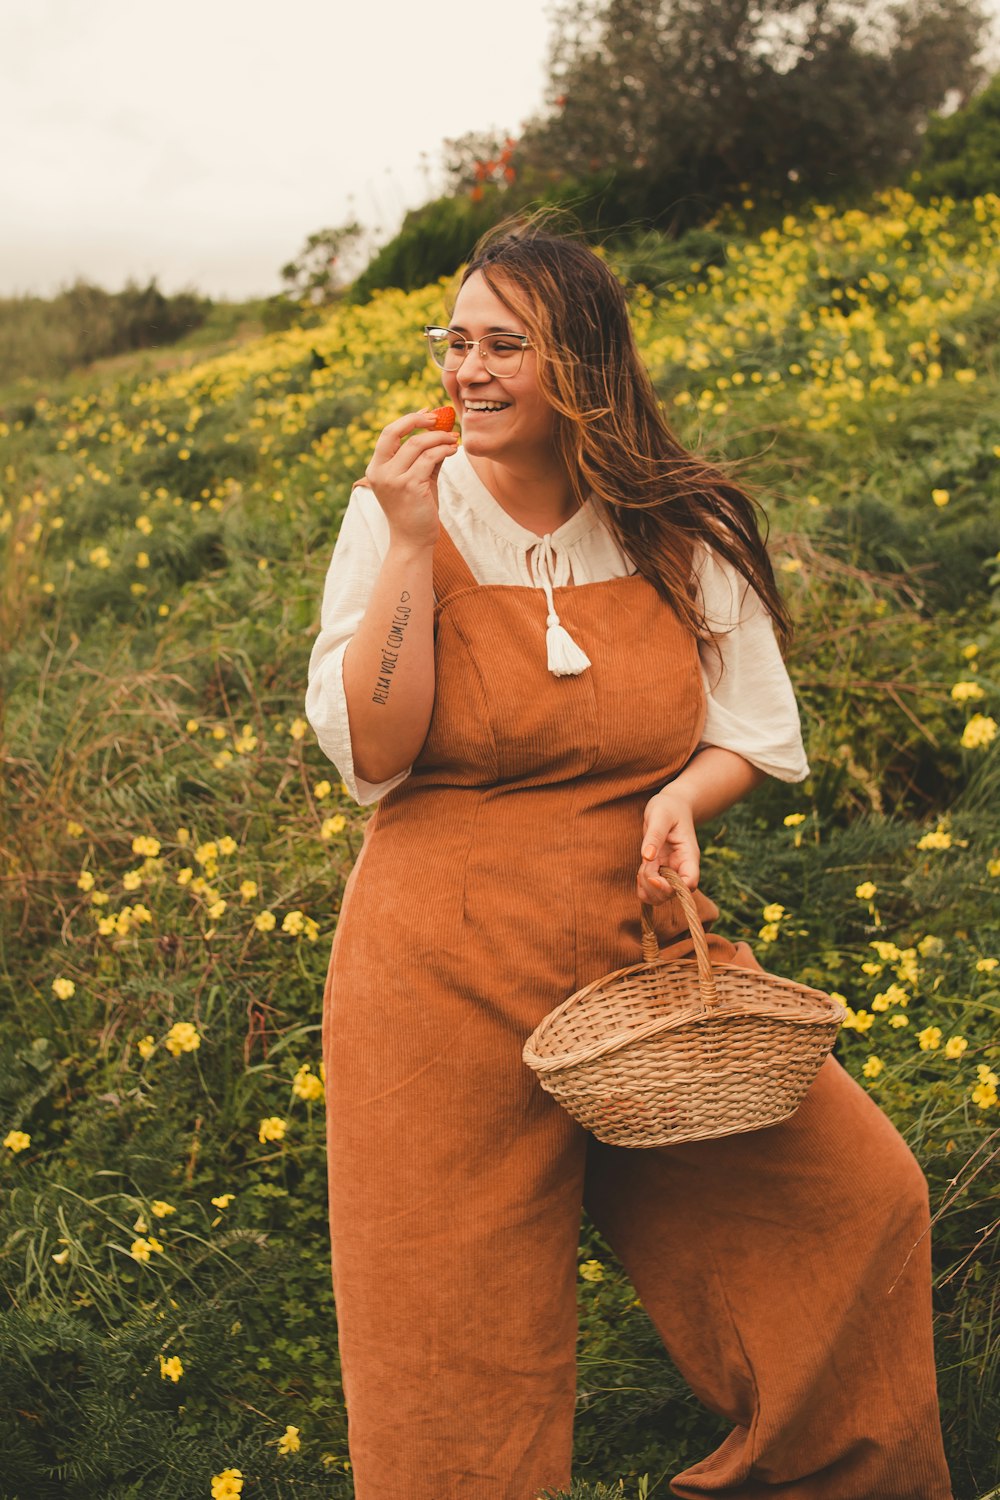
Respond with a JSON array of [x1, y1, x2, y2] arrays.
[[430, 405, 456, 432]]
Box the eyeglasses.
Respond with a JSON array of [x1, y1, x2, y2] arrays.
[[424, 326, 533, 378]]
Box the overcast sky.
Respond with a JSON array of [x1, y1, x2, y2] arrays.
[[3, 0, 554, 300]]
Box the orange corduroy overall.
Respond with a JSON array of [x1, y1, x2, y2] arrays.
[[321, 528, 953, 1500]]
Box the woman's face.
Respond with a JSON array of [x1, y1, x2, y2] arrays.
[[441, 271, 557, 469]]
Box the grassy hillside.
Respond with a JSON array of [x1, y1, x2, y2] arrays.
[[1, 188, 999, 1499]]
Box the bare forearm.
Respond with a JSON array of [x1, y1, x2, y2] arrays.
[[343, 540, 436, 784], [666, 747, 766, 823]]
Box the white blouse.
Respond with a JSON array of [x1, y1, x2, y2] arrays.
[[306, 448, 811, 804]]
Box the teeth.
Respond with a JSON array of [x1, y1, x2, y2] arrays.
[[464, 401, 510, 411]]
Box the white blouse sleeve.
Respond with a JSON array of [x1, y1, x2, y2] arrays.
[[694, 548, 810, 783], [305, 488, 411, 806]]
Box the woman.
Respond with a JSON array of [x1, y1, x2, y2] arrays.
[[305, 223, 953, 1500]]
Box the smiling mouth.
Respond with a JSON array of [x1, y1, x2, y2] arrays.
[[462, 400, 511, 412]]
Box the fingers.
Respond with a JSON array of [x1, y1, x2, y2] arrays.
[[637, 791, 700, 903], [370, 409, 458, 464]]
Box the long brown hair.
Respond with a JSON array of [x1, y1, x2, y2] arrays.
[[457, 219, 792, 651]]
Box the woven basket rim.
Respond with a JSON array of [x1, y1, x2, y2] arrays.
[[523, 957, 845, 1073]]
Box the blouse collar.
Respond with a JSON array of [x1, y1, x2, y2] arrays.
[[449, 447, 601, 553]]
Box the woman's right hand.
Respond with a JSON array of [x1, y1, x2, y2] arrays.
[[363, 410, 459, 550]]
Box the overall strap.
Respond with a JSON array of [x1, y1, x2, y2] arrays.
[[433, 525, 478, 605]]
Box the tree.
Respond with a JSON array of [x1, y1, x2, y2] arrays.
[[915, 71, 1000, 196], [280, 222, 366, 304], [515, 0, 989, 218]]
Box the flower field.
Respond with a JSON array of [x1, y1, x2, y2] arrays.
[[1, 188, 998, 1498]]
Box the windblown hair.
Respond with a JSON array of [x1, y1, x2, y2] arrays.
[[458, 219, 792, 652]]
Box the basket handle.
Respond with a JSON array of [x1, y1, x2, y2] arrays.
[[640, 866, 718, 1008]]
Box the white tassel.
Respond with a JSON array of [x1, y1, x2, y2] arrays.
[[545, 611, 592, 676]]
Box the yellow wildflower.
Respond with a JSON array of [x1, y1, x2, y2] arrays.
[[943, 1035, 967, 1058], [151, 1200, 175, 1218], [977, 1065, 1000, 1087], [989, 859, 1000, 878], [976, 957, 998, 973], [320, 814, 347, 839], [282, 910, 305, 936], [916, 829, 952, 851], [855, 881, 877, 900], [783, 813, 806, 826], [292, 1064, 324, 1103], [207, 899, 227, 921], [52, 1247, 70, 1265], [3, 1130, 30, 1153], [159, 1355, 184, 1382], [185, 719, 200, 733], [917, 934, 944, 957], [888, 1014, 909, 1028], [195, 841, 218, 866], [258, 1116, 287, 1145], [869, 941, 901, 961], [211, 1193, 235, 1210], [239, 880, 258, 903], [313, 779, 332, 800], [177, 867, 193, 886], [762, 903, 785, 923], [254, 910, 277, 932], [289, 717, 308, 740], [277, 1424, 302, 1455], [758, 922, 780, 944], [131, 835, 161, 858], [164, 1022, 201, 1057], [971, 1082, 998, 1110], [77, 870, 95, 891], [931, 488, 950, 507], [950, 681, 984, 701], [123, 869, 143, 891], [842, 1008, 874, 1032], [579, 1259, 605, 1281], [862, 1056, 883, 1078], [137, 1035, 156, 1060], [218, 836, 237, 856], [66, 820, 84, 836], [52, 976, 76, 999], [917, 1026, 942, 1051], [129, 1236, 164, 1263], [962, 714, 998, 750], [961, 643, 979, 659], [211, 1469, 244, 1500]]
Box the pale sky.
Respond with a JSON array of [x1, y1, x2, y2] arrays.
[[2, 0, 555, 300]]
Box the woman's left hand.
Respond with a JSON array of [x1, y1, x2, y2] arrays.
[[637, 787, 700, 903]]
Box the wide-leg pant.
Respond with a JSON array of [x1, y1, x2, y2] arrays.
[[323, 937, 953, 1500]]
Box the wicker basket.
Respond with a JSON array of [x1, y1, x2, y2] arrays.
[[522, 867, 845, 1147]]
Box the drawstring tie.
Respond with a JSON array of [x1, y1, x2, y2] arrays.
[[530, 535, 591, 678]]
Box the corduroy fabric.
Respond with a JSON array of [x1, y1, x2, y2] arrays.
[[321, 526, 953, 1500]]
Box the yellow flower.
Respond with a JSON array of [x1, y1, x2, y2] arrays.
[[136, 514, 153, 534], [151, 1200, 175, 1218], [782, 813, 806, 826], [131, 835, 161, 858], [207, 899, 227, 921], [916, 829, 952, 851], [217, 836, 237, 856], [988, 858, 1000, 878], [52, 1247, 70, 1265], [123, 869, 143, 891], [757, 922, 780, 944], [211, 1469, 244, 1500], [185, 718, 200, 733], [861, 961, 883, 976], [137, 1035, 156, 1060], [855, 881, 877, 900], [931, 488, 950, 507], [976, 957, 998, 973], [52, 976, 76, 999], [254, 910, 277, 932], [282, 910, 305, 935], [971, 1082, 998, 1110], [77, 870, 95, 891], [862, 1056, 883, 1078], [195, 841, 218, 866], [211, 1193, 235, 1210], [277, 1424, 302, 1455], [313, 779, 332, 800], [177, 867, 194, 886], [961, 643, 979, 660], [292, 1064, 324, 1102], [159, 1354, 184, 1382], [917, 934, 944, 957], [869, 941, 901, 961], [289, 717, 308, 740], [239, 880, 258, 903], [951, 680, 984, 701], [66, 819, 84, 836], [976, 1065, 999, 1087], [320, 814, 347, 840], [962, 714, 998, 750], [842, 1008, 874, 1032], [762, 903, 785, 923], [164, 1021, 201, 1057], [872, 983, 908, 1010], [579, 1259, 605, 1282], [887, 1013, 909, 1028], [129, 1236, 164, 1263], [3, 1130, 31, 1153], [943, 1035, 968, 1058], [258, 1116, 287, 1144], [917, 1026, 942, 1050]]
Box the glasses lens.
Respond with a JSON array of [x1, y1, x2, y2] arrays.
[[425, 330, 455, 368], [482, 335, 525, 376]]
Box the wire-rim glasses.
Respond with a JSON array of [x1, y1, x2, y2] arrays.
[[424, 326, 532, 378]]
